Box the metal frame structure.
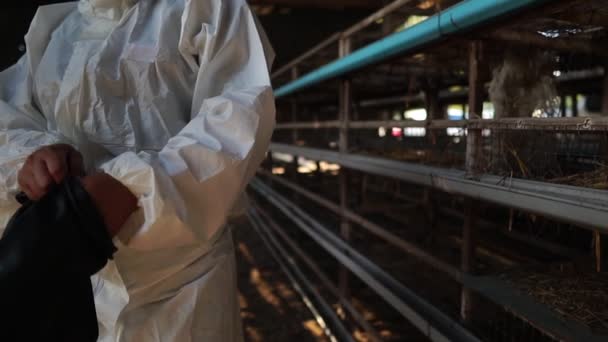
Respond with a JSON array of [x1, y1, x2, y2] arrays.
[[274, 116, 608, 131], [251, 172, 606, 342], [268, 143, 608, 231], [251, 179, 482, 342], [274, 0, 551, 97], [248, 208, 355, 342], [252, 0, 608, 340]]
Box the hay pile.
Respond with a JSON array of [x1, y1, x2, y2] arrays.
[[502, 268, 608, 334], [550, 164, 608, 190]]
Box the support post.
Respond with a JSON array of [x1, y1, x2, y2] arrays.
[[461, 41, 487, 324], [595, 231, 602, 273], [572, 94, 579, 117], [465, 41, 485, 178], [338, 37, 352, 303], [602, 66, 608, 116], [290, 67, 300, 181], [461, 198, 477, 320], [291, 67, 299, 140], [423, 82, 443, 243]]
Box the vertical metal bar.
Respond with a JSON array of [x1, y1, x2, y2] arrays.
[[461, 198, 477, 323], [602, 67, 608, 116], [572, 94, 579, 118], [465, 41, 485, 179], [291, 67, 299, 143], [424, 84, 442, 241], [595, 231, 602, 273], [462, 40, 486, 323], [338, 37, 352, 301], [291, 67, 300, 180], [425, 85, 443, 121], [254, 203, 384, 342]]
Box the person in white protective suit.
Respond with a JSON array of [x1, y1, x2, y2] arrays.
[[0, 0, 275, 340]]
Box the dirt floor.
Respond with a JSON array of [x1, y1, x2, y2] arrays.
[[233, 221, 330, 342]]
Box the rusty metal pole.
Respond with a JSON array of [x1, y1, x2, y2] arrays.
[[572, 94, 579, 117], [423, 84, 442, 243], [338, 37, 352, 303], [602, 67, 608, 116], [291, 67, 300, 180], [461, 41, 486, 324], [595, 231, 602, 273]]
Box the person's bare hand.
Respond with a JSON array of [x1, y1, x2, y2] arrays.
[[18, 144, 84, 200], [81, 173, 138, 237]]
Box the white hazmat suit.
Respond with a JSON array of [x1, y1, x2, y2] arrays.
[[0, 0, 275, 340]]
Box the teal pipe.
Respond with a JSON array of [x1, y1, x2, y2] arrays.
[[275, 0, 550, 98]]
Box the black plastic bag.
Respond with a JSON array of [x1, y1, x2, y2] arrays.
[[0, 177, 116, 341]]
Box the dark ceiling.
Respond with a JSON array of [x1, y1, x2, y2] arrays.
[[254, 7, 372, 69], [0, 1, 377, 71]]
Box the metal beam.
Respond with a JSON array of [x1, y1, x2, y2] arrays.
[[274, 117, 608, 131], [250, 179, 481, 342], [247, 210, 354, 342], [253, 176, 608, 342], [268, 143, 608, 231], [275, 0, 551, 98], [272, 0, 422, 80], [253, 204, 383, 342], [257, 169, 463, 281]]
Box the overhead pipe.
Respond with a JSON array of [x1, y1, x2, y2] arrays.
[[274, 0, 550, 98]]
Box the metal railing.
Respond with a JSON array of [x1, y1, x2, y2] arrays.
[[252, 173, 607, 342], [269, 143, 608, 231], [250, 179, 482, 342], [254, 0, 608, 340], [273, 0, 551, 98]]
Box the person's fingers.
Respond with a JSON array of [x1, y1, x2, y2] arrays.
[[17, 144, 82, 201], [32, 157, 54, 199], [17, 169, 36, 200], [42, 148, 68, 183]]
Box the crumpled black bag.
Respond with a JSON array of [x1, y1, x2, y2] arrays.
[[0, 177, 116, 342]]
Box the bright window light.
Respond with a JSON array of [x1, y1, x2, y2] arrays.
[[378, 127, 387, 137]]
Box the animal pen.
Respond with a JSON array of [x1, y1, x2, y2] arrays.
[[248, 0, 608, 341]]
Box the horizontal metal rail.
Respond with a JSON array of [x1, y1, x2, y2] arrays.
[[257, 169, 463, 280], [274, 117, 608, 131], [271, 0, 419, 80], [340, 0, 418, 38], [275, 0, 550, 98], [271, 33, 341, 80], [253, 175, 608, 342], [467, 116, 608, 131], [247, 208, 354, 342], [275, 120, 341, 130], [269, 143, 608, 230], [252, 203, 383, 342], [250, 178, 481, 342]]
